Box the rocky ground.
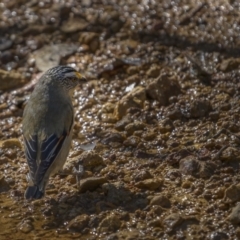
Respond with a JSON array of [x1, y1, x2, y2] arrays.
[[1, 0, 240, 239]]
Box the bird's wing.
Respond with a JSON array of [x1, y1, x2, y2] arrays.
[[24, 134, 38, 181], [34, 131, 68, 185]]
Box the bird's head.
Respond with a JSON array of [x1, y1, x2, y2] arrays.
[[46, 65, 87, 91]]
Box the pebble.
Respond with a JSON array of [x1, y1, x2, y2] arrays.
[[79, 176, 107, 193], [150, 194, 171, 208]]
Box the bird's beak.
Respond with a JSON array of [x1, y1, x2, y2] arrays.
[[75, 72, 87, 82]]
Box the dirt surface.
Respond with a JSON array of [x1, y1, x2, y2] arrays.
[[1, 0, 240, 239]]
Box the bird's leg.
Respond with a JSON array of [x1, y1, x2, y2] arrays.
[[72, 165, 85, 189], [26, 173, 34, 185]]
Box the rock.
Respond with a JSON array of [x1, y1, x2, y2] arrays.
[[102, 182, 132, 205], [224, 184, 240, 202], [99, 102, 115, 114], [125, 121, 146, 135], [135, 178, 163, 190], [102, 132, 126, 144], [220, 147, 240, 161], [149, 205, 164, 216], [220, 58, 240, 72], [181, 181, 192, 189], [100, 113, 117, 123], [179, 156, 200, 177], [189, 99, 212, 118], [146, 64, 161, 78], [33, 44, 78, 72], [162, 213, 183, 230], [209, 111, 220, 121], [114, 86, 146, 119], [61, 18, 89, 33], [68, 214, 90, 232], [98, 214, 121, 233], [146, 74, 181, 106], [0, 175, 10, 193], [22, 25, 56, 36], [114, 115, 132, 131], [0, 70, 26, 90], [134, 170, 152, 182], [167, 109, 182, 120], [79, 32, 100, 52], [148, 219, 162, 227], [79, 177, 107, 193], [18, 219, 34, 233], [79, 151, 104, 169], [150, 194, 171, 208], [159, 118, 174, 134], [0, 138, 22, 149], [123, 136, 140, 147], [208, 231, 229, 240], [0, 38, 13, 51], [228, 203, 240, 224], [106, 230, 139, 240]]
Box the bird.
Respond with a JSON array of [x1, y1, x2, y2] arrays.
[[22, 65, 87, 200]]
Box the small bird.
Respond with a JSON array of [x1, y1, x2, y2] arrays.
[[22, 66, 86, 199]]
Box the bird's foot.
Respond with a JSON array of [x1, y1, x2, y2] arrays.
[[72, 165, 85, 189]]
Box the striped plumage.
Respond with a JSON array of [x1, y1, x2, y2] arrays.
[[22, 66, 86, 199]]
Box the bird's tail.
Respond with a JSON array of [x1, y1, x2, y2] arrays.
[[25, 186, 44, 199]]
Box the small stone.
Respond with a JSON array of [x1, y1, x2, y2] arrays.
[[159, 118, 174, 134], [181, 181, 192, 189], [0, 138, 22, 149], [167, 109, 182, 120], [115, 115, 132, 131], [102, 182, 131, 205], [150, 194, 171, 208], [114, 86, 146, 119], [68, 214, 90, 232], [33, 44, 78, 72], [0, 175, 10, 193], [220, 147, 240, 161], [134, 170, 152, 182], [228, 203, 240, 224], [102, 132, 125, 144], [123, 136, 140, 147], [224, 184, 240, 202], [149, 205, 164, 216], [61, 18, 88, 33], [148, 219, 162, 227], [79, 151, 104, 169], [209, 111, 219, 121], [0, 70, 25, 90], [18, 219, 34, 233], [163, 213, 183, 230], [146, 74, 181, 106], [79, 177, 107, 193], [79, 32, 99, 52], [208, 231, 229, 240], [100, 113, 117, 123], [179, 156, 200, 176], [220, 58, 240, 72], [135, 178, 163, 190], [146, 64, 161, 78], [142, 131, 157, 141], [98, 214, 121, 233], [125, 121, 146, 135], [189, 99, 212, 118]]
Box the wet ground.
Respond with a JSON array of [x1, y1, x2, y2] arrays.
[[1, 0, 240, 239]]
